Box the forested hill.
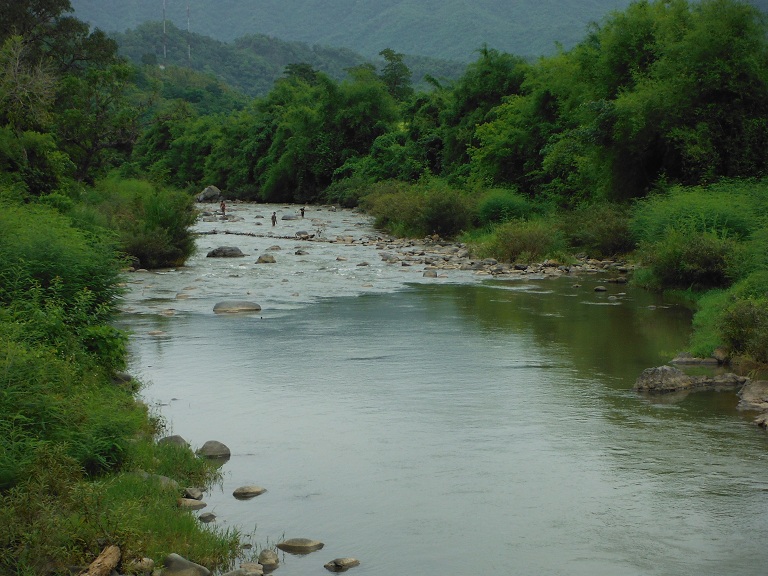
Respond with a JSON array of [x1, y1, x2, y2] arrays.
[[113, 22, 466, 97], [68, 0, 632, 61], [66, 0, 768, 61]]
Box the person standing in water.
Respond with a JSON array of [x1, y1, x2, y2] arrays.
[[300, 207, 305, 218], [271, 212, 277, 226], [220, 200, 226, 218]]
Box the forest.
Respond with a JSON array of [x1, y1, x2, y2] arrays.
[[2, 0, 768, 572]]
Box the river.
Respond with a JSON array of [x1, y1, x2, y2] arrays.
[[118, 203, 768, 576]]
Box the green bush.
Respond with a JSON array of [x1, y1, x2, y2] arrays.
[[361, 179, 474, 238], [636, 227, 740, 290], [476, 188, 537, 225], [477, 218, 565, 263], [720, 297, 768, 363], [631, 181, 762, 244], [559, 203, 636, 258], [86, 175, 198, 268]]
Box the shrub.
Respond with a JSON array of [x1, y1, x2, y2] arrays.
[[361, 179, 473, 238], [0, 202, 122, 314], [476, 188, 537, 225], [636, 227, 740, 290], [631, 181, 762, 244], [86, 175, 198, 268], [478, 218, 565, 263], [719, 297, 768, 363], [559, 203, 636, 258]]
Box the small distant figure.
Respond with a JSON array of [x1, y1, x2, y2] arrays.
[[300, 206, 305, 218], [271, 212, 277, 226], [220, 200, 226, 218]]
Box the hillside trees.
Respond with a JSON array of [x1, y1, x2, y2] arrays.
[[469, 0, 768, 204]]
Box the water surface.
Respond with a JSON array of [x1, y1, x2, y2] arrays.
[[120, 204, 768, 576]]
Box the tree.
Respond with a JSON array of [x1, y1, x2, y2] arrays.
[[378, 48, 413, 102]]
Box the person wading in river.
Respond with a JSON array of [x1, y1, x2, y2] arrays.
[[271, 212, 277, 226]]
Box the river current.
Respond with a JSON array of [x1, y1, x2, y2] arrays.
[[118, 203, 768, 576]]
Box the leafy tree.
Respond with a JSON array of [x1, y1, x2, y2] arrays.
[[378, 48, 413, 102], [54, 63, 140, 181]]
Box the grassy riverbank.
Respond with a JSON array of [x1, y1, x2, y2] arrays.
[[0, 195, 243, 573]]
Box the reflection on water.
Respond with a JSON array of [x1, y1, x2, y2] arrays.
[[119, 204, 768, 576]]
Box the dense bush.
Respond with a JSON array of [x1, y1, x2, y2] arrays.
[[476, 188, 538, 225], [362, 179, 474, 238], [631, 182, 762, 244], [474, 217, 566, 263], [720, 297, 768, 363], [559, 203, 635, 258], [83, 176, 198, 268], [637, 227, 740, 290]]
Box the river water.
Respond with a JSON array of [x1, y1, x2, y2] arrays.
[[118, 203, 768, 576]]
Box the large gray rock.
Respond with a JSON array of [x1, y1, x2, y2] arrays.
[[634, 366, 693, 392], [256, 254, 276, 264], [213, 301, 262, 314], [207, 246, 245, 258], [635, 365, 748, 393], [738, 380, 768, 411], [257, 549, 279, 571], [196, 440, 231, 459], [158, 435, 189, 448], [276, 538, 325, 554], [161, 553, 210, 576], [197, 185, 222, 202]]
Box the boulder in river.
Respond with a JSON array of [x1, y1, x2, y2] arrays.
[[196, 440, 231, 459], [197, 185, 222, 202], [207, 246, 245, 258], [324, 558, 360, 572], [634, 365, 748, 393], [256, 254, 276, 264], [276, 538, 324, 554], [213, 301, 262, 314], [738, 380, 768, 411], [233, 485, 267, 499], [257, 549, 279, 571], [162, 553, 210, 576]]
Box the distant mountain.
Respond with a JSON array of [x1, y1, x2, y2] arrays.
[[68, 0, 768, 62], [113, 21, 466, 97], [68, 0, 634, 61]]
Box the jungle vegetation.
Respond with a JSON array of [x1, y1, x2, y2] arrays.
[[3, 0, 768, 572]]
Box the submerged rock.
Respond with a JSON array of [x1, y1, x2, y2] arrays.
[[213, 301, 262, 314], [324, 558, 360, 572]]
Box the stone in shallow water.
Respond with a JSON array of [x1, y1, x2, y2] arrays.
[[207, 246, 245, 258], [324, 557, 360, 572], [196, 440, 231, 459], [233, 485, 267, 499], [276, 538, 325, 554], [213, 301, 262, 314]]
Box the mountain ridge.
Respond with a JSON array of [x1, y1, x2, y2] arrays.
[[69, 0, 640, 61]]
